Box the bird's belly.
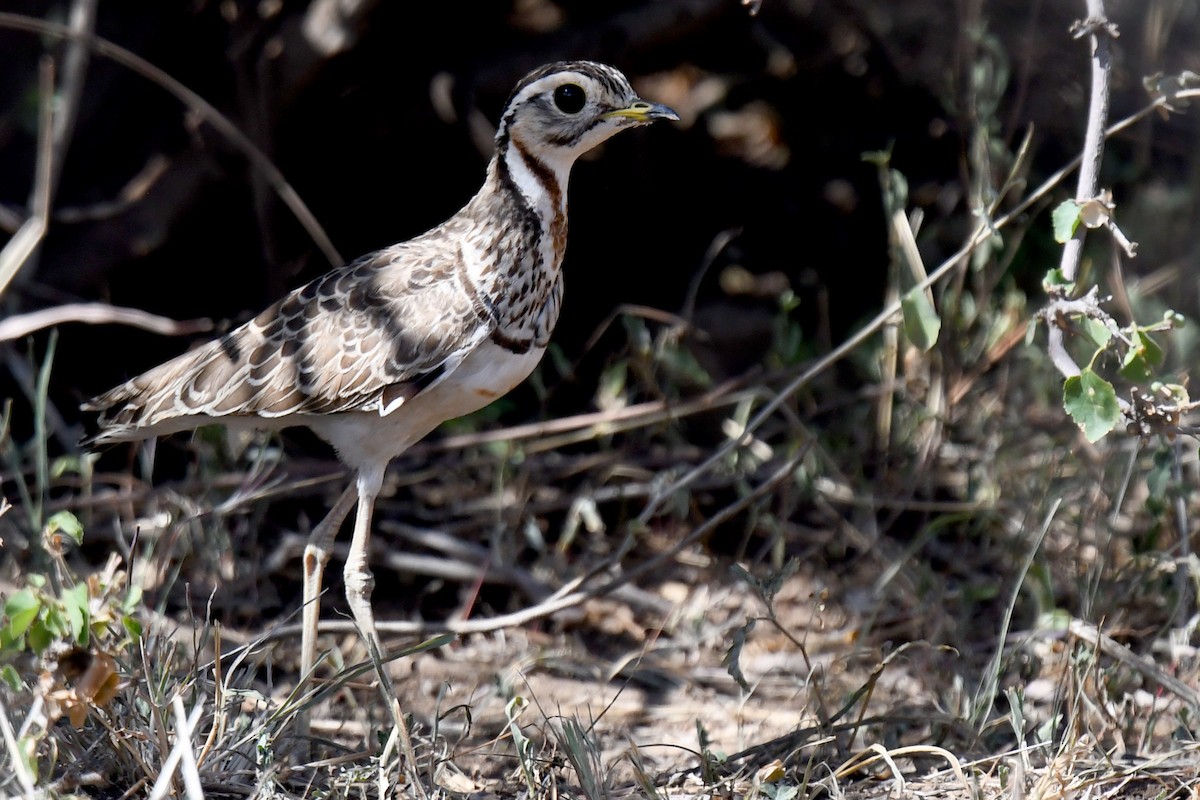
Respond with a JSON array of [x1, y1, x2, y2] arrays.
[[425, 340, 546, 421], [307, 341, 545, 470]]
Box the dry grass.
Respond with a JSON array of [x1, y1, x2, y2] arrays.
[[4, 2, 1200, 797], [4, 312, 1200, 798]]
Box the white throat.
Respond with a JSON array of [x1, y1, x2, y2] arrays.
[[503, 135, 570, 218]]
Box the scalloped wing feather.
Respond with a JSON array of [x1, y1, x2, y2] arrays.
[[83, 240, 487, 444]]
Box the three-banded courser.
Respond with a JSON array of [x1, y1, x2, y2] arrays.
[[83, 60, 677, 718]]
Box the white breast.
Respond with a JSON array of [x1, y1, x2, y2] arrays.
[[307, 341, 545, 471], [425, 340, 546, 420]]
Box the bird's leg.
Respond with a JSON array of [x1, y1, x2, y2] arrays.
[[342, 466, 411, 743], [343, 467, 384, 671], [300, 484, 357, 689]]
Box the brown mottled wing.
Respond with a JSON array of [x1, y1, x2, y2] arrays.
[[83, 238, 487, 445]]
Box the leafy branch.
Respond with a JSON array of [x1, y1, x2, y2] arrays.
[[1033, 1, 1200, 443]]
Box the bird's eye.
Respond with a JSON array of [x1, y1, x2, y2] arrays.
[[553, 84, 586, 114]]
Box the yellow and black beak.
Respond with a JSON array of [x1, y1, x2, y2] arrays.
[[604, 100, 680, 123]]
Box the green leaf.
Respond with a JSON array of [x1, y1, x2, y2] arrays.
[[123, 585, 144, 614], [1052, 199, 1082, 243], [1063, 369, 1121, 442], [1081, 318, 1111, 349], [4, 589, 40, 639], [122, 615, 143, 639], [26, 620, 52, 654], [50, 455, 86, 479], [658, 341, 712, 387], [1120, 331, 1164, 382], [772, 314, 806, 366], [64, 583, 89, 646], [41, 606, 67, 638], [901, 287, 941, 351], [0, 664, 22, 691], [1041, 267, 1075, 295], [17, 734, 38, 783], [1135, 330, 1164, 366], [1120, 352, 1152, 383], [45, 510, 84, 546]]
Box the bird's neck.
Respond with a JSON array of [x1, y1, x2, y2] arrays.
[[447, 130, 571, 351], [490, 131, 570, 243]]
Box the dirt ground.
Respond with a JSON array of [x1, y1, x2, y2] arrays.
[[5, 1, 1200, 797]]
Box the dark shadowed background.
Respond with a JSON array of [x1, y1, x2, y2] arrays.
[[5, 3, 1200, 793], [3, 1, 1198, 446]]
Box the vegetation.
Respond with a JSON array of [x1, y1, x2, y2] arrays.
[[2, 1, 1200, 797]]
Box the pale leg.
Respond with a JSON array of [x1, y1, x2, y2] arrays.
[[342, 467, 406, 724], [300, 485, 357, 687]]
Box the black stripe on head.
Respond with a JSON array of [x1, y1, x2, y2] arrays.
[[502, 60, 632, 113], [507, 61, 595, 104], [582, 62, 631, 100]]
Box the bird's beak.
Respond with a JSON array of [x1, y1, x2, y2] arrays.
[[604, 100, 680, 123]]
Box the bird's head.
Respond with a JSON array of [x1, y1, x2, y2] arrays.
[[495, 61, 678, 171]]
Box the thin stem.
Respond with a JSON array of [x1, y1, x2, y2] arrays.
[[1059, 0, 1115, 284]]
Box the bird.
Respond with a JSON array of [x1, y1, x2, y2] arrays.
[[82, 60, 678, 714]]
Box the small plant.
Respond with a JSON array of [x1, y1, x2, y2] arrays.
[[552, 715, 608, 800], [695, 719, 726, 786], [505, 695, 543, 795], [1033, 31, 1200, 445], [1, 510, 144, 783]]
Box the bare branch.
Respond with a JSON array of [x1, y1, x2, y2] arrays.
[[1059, 1, 1116, 284], [0, 303, 213, 343], [0, 11, 343, 268], [1041, 0, 1117, 383], [48, 0, 97, 199], [0, 58, 55, 298]]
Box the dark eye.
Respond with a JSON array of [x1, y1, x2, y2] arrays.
[[553, 83, 586, 114]]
